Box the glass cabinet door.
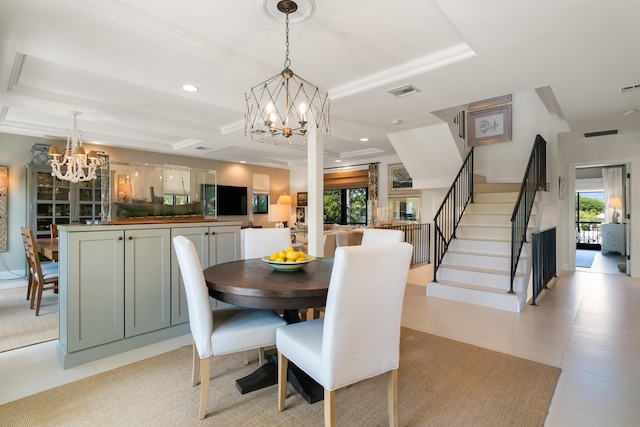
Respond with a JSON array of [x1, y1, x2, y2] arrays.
[[28, 165, 106, 237]]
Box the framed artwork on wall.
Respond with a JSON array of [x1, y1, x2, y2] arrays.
[[388, 163, 420, 195], [467, 105, 512, 147], [297, 192, 308, 207], [295, 206, 306, 224]]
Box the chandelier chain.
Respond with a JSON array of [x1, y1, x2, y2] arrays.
[[284, 11, 290, 69]]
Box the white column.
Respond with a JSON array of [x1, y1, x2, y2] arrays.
[[307, 118, 324, 256]]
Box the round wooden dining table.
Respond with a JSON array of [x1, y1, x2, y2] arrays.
[[202, 257, 334, 403], [203, 257, 333, 324]]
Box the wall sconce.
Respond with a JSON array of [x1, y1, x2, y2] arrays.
[[269, 204, 291, 228], [0, 166, 9, 252]]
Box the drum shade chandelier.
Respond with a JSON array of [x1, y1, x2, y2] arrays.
[[245, 0, 330, 145], [48, 112, 103, 183]]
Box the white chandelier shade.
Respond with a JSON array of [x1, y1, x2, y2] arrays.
[[48, 112, 104, 183]]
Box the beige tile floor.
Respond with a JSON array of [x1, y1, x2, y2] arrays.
[[1, 257, 639, 426]]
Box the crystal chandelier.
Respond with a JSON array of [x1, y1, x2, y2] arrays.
[[245, 0, 330, 145], [48, 112, 103, 183]]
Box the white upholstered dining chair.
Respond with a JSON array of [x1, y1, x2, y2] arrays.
[[310, 228, 405, 319], [243, 227, 292, 259], [360, 228, 404, 246], [172, 236, 287, 420], [276, 242, 413, 427], [243, 227, 310, 322]]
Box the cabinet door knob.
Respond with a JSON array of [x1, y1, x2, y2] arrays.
[[118, 236, 123, 241], [204, 232, 209, 236], [128, 236, 133, 240]]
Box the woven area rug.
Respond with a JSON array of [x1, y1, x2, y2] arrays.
[[0, 285, 58, 353], [0, 328, 560, 426]]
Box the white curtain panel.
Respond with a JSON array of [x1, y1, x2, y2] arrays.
[[601, 166, 623, 223]]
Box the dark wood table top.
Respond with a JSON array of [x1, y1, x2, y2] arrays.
[[203, 257, 333, 311], [35, 238, 59, 262]]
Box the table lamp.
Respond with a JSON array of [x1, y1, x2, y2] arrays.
[[269, 204, 290, 228], [609, 196, 622, 224]]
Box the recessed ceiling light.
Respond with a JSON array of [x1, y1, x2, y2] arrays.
[[391, 119, 402, 125], [182, 84, 199, 92], [360, 137, 369, 142], [335, 159, 342, 163], [239, 161, 247, 164], [623, 109, 638, 116], [91, 141, 102, 145]]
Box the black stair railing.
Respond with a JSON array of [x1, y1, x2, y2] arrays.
[[433, 148, 474, 282], [509, 135, 547, 293]]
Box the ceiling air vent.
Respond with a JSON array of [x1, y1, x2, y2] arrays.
[[387, 84, 421, 98], [584, 129, 618, 138], [194, 146, 212, 151], [620, 83, 640, 93]]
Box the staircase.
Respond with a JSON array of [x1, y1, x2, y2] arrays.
[[427, 179, 538, 312]]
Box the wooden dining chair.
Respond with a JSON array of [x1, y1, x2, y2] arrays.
[[20, 227, 57, 302], [276, 243, 413, 427], [50, 223, 59, 238], [173, 236, 287, 420], [21, 227, 59, 315]]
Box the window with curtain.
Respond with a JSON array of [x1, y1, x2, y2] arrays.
[[602, 166, 624, 223], [323, 169, 369, 225], [252, 173, 270, 214]]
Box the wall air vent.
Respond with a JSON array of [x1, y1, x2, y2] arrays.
[[194, 146, 212, 151], [584, 129, 618, 138], [387, 84, 421, 98], [620, 83, 640, 93]]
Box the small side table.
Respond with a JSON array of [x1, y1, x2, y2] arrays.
[[601, 223, 625, 255]]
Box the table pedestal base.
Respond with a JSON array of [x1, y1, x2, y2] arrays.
[[235, 352, 324, 404]]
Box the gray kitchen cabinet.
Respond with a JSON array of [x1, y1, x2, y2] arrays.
[[57, 221, 241, 369], [170, 225, 241, 324]]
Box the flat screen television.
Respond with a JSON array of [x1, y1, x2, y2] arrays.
[[216, 185, 248, 216]]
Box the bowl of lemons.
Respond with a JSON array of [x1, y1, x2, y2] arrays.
[[262, 247, 316, 272]]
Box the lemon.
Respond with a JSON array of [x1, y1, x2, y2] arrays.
[[286, 251, 298, 260], [297, 251, 305, 258], [269, 253, 279, 261], [285, 258, 295, 262], [279, 250, 287, 259], [296, 256, 306, 262], [275, 257, 285, 262], [285, 247, 295, 252]]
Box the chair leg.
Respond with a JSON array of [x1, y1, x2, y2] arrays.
[[277, 352, 288, 412], [243, 351, 249, 365], [198, 357, 210, 420], [191, 343, 200, 386], [26, 272, 33, 300], [258, 347, 265, 366], [387, 369, 398, 427], [35, 280, 45, 316], [324, 388, 336, 427], [30, 278, 38, 309]]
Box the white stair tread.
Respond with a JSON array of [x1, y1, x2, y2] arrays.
[[452, 236, 511, 243], [447, 250, 530, 260], [431, 279, 521, 295], [440, 263, 524, 278]]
